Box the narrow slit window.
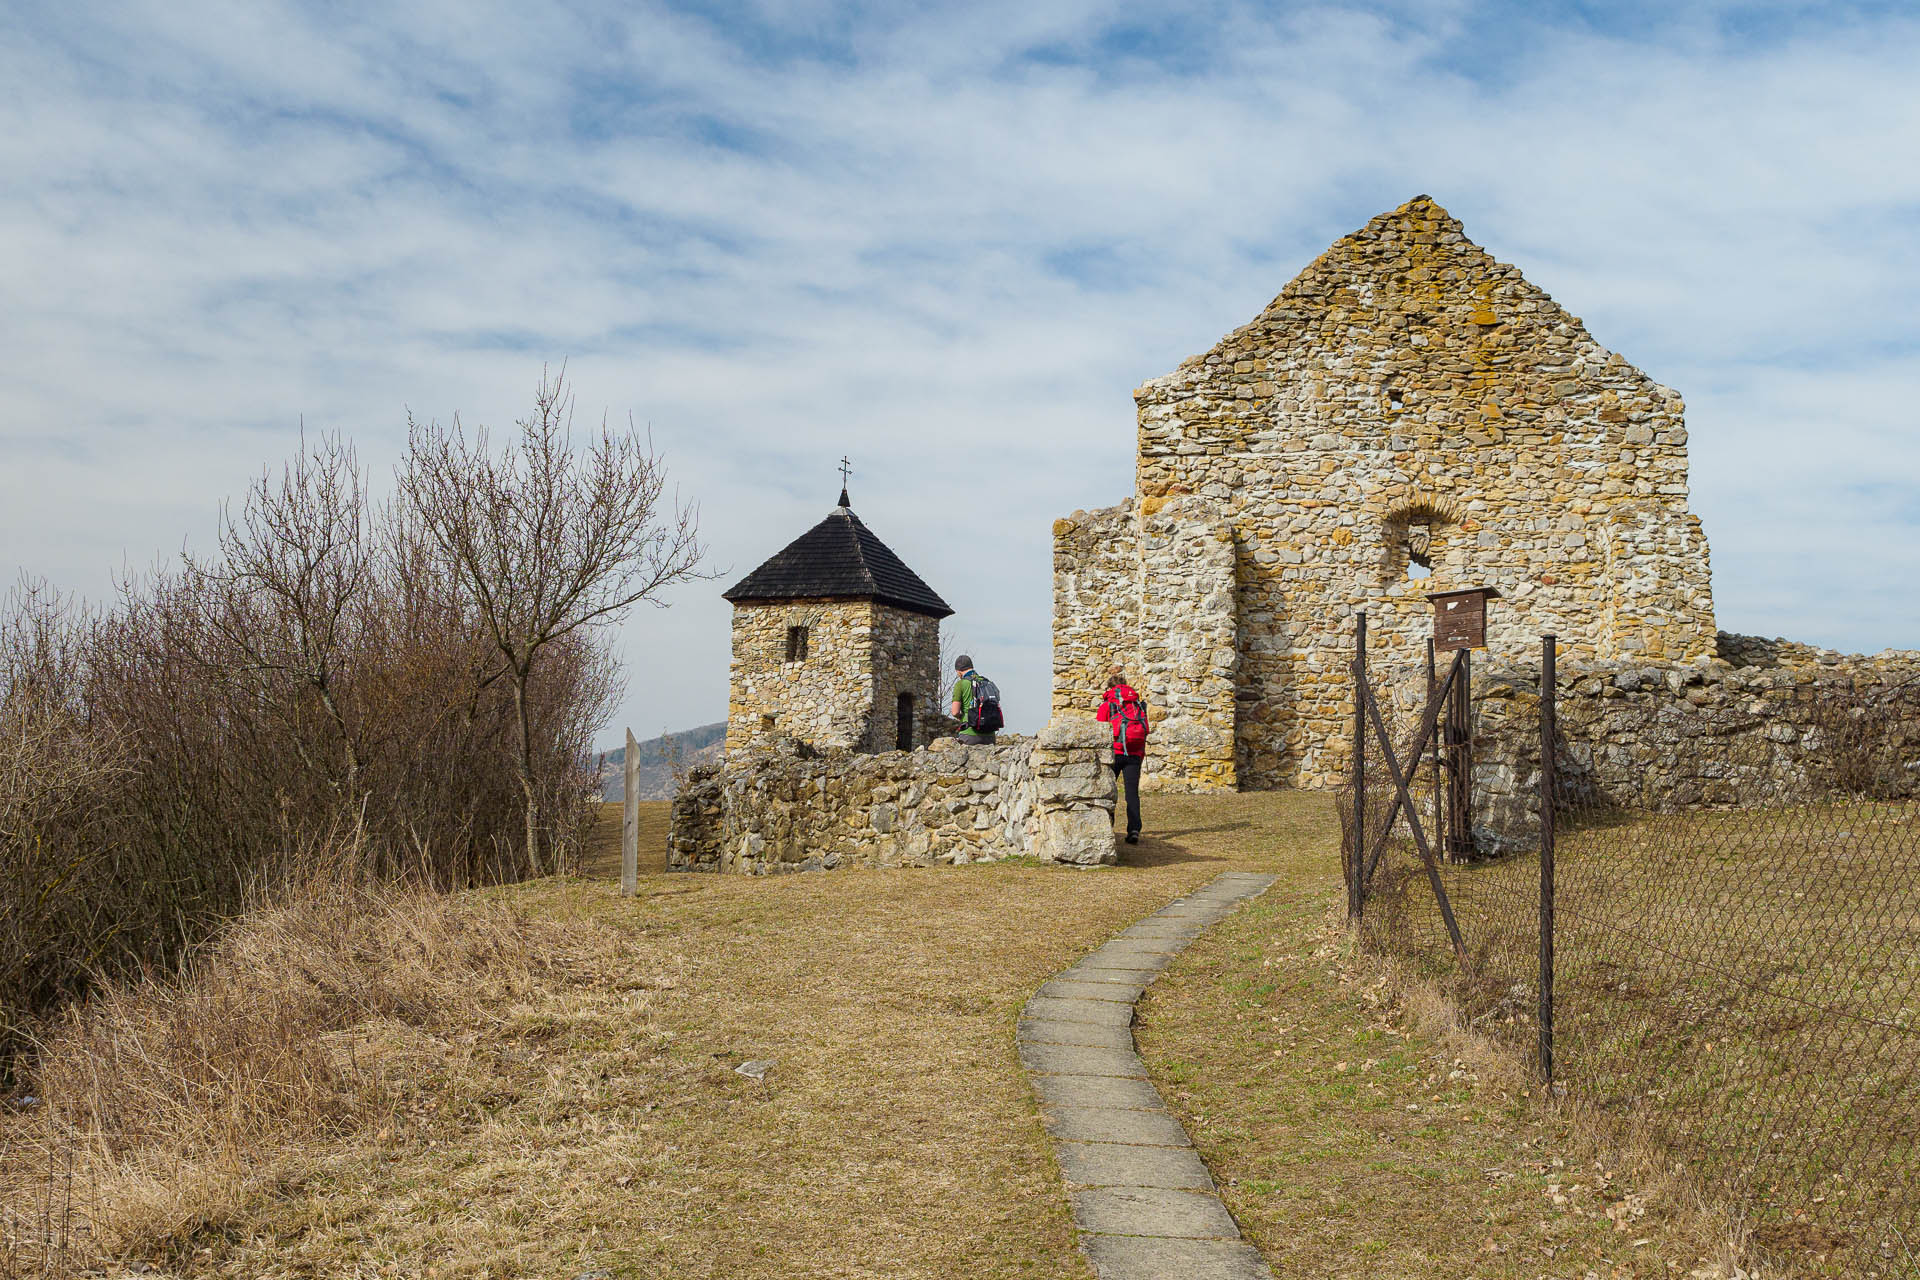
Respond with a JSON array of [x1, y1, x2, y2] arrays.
[[1406, 518, 1433, 580], [896, 692, 915, 751], [786, 625, 809, 662]]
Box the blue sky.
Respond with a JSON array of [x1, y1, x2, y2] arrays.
[[3, 0, 1917, 744]]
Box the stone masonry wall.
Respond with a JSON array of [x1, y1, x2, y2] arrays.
[[725, 599, 943, 755], [669, 718, 1119, 874], [1377, 636, 1920, 851], [1053, 500, 1139, 728], [1057, 195, 1720, 793], [1052, 496, 1238, 791], [726, 599, 873, 753], [866, 605, 944, 753]]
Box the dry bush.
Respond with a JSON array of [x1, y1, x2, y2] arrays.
[[0, 875, 591, 1276], [1811, 677, 1920, 800], [2, 373, 693, 1077]]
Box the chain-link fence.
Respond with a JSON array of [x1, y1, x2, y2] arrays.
[[1345, 627, 1920, 1276]]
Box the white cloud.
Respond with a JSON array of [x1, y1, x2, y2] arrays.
[[2, 0, 1916, 749]]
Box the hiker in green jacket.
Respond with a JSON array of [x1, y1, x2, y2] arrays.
[[948, 655, 1002, 745]]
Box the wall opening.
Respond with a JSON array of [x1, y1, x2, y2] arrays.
[[785, 625, 809, 662], [1384, 502, 1457, 586], [1406, 516, 1433, 580], [760, 714, 776, 733], [896, 692, 915, 751]]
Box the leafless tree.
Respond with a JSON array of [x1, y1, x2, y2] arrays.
[[400, 366, 709, 872], [187, 430, 374, 794]]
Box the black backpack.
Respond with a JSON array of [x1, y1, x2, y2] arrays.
[[965, 673, 1005, 734]]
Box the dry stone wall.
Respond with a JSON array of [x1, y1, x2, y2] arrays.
[[725, 599, 943, 755], [669, 718, 1119, 874], [1054, 195, 1719, 792], [1376, 635, 1920, 851]]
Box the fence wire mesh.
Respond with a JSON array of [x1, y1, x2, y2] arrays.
[[1347, 652, 1920, 1277]]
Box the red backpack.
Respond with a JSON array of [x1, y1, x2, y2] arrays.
[[1103, 684, 1150, 755]]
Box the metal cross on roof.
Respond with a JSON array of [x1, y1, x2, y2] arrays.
[[838, 455, 853, 507]]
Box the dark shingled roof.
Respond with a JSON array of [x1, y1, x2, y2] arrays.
[[723, 505, 953, 619]]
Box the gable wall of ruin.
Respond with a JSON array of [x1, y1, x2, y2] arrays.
[[1055, 198, 1718, 791]]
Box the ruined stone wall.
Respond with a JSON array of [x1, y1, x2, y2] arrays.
[[1051, 496, 1238, 791], [1053, 501, 1139, 721], [669, 719, 1119, 873], [1376, 637, 1920, 850], [1085, 195, 1716, 790]]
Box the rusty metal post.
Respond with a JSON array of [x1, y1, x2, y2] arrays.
[[1350, 611, 1368, 922], [1539, 636, 1556, 1081], [1444, 647, 1473, 858], [1427, 636, 1440, 845], [1459, 646, 1474, 857]]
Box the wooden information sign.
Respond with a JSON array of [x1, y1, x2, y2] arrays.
[[1427, 587, 1500, 652]]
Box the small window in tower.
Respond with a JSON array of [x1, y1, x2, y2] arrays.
[[896, 692, 915, 751], [786, 625, 809, 662], [1406, 518, 1433, 580], [760, 714, 776, 733], [1388, 388, 1405, 411]]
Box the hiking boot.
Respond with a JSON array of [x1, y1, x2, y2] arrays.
[[1124, 833, 1139, 844]]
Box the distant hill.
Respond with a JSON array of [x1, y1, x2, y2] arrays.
[[597, 722, 726, 802]]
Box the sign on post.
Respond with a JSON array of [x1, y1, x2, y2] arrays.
[[1427, 587, 1501, 652]]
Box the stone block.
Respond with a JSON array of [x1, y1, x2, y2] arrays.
[[1043, 1106, 1194, 1147], [1078, 1235, 1273, 1280], [1070, 1186, 1237, 1238], [1041, 806, 1119, 866], [1053, 1140, 1216, 1190]]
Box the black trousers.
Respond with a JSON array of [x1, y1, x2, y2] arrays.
[[1110, 753, 1142, 836]]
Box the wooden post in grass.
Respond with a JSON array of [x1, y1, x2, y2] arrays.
[[622, 728, 639, 896]]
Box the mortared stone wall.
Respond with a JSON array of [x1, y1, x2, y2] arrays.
[[1054, 195, 1718, 790]]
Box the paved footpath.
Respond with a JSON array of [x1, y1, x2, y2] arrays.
[[1018, 871, 1279, 1280]]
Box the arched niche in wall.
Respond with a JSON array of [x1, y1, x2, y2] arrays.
[[1381, 498, 1464, 587]]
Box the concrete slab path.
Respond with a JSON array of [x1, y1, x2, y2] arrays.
[[1019, 870, 1278, 1280]]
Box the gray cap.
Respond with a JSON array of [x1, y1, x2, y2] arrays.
[[955, 654, 974, 671]]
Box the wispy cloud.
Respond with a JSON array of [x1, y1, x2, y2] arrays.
[[3, 0, 1916, 741]]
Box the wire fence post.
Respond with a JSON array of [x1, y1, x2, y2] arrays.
[[1349, 610, 1367, 923], [1538, 635, 1556, 1082], [1426, 636, 1440, 845]]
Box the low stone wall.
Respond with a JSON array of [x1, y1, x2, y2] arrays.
[[668, 718, 1118, 874], [1378, 636, 1920, 851]]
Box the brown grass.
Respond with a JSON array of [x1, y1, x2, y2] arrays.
[[1, 879, 631, 1277], [3, 792, 1769, 1278], [575, 800, 671, 878], [1134, 793, 1756, 1279], [1369, 800, 1920, 1276]]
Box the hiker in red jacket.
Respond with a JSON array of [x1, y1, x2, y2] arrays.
[[1096, 666, 1149, 844]]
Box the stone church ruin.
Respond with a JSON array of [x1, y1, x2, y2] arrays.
[[1053, 195, 1721, 795], [673, 195, 1917, 874]]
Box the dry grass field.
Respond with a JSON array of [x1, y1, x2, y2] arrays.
[[575, 800, 671, 877], [1364, 801, 1920, 1275], [2, 793, 1754, 1279]]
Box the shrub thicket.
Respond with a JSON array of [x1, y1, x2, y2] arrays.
[[1, 378, 699, 1070]]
